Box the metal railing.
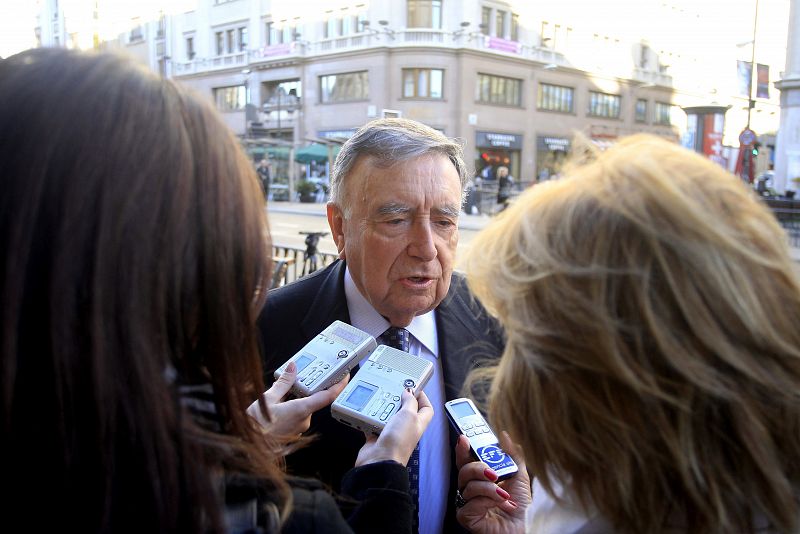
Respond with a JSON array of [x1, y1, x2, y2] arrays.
[[764, 198, 800, 247], [270, 244, 338, 288]]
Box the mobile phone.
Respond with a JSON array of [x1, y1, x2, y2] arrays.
[[445, 397, 518, 481], [273, 320, 376, 397], [332, 345, 434, 435]]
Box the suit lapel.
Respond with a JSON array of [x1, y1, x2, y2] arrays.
[[299, 260, 351, 340]]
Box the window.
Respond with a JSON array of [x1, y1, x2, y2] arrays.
[[635, 99, 648, 122], [324, 11, 341, 38], [511, 13, 519, 41], [495, 10, 506, 38], [156, 13, 166, 39], [216, 26, 247, 54], [320, 71, 369, 103], [186, 36, 195, 60], [213, 85, 247, 111], [538, 83, 574, 113], [226, 29, 234, 53], [238, 27, 248, 51], [130, 18, 143, 42], [476, 73, 522, 106], [654, 101, 672, 125], [266, 22, 279, 45], [481, 7, 491, 33], [408, 0, 442, 29], [588, 91, 621, 118], [402, 68, 443, 99], [281, 24, 295, 43], [263, 79, 302, 108]]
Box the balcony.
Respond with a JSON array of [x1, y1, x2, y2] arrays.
[[173, 51, 248, 75]]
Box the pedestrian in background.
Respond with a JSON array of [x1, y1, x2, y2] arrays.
[[0, 48, 431, 533], [495, 165, 514, 213], [457, 134, 800, 533], [257, 158, 271, 200]]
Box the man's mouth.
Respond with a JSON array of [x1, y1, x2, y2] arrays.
[[401, 276, 436, 288]]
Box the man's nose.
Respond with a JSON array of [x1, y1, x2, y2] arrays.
[[406, 221, 437, 261]]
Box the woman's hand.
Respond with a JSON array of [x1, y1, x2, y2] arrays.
[[247, 361, 349, 437], [455, 431, 531, 534], [355, 389, 433, 467]]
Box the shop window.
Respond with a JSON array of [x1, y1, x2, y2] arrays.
[[213, 85, 247, 111], [538, 83, 573, 113], [476, 73, 522, 107], [588, 91, 621, 118], [320, 71, 369, 103], [408, 0, 442, 29], [402, 68, 443, 99]]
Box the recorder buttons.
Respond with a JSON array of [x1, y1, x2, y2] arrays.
[[392, 395, 400, 402], [337, 350, 348, 358], [403, 379, 416, 388], [379, 404, 395, 421]]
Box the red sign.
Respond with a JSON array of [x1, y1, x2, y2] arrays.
[[739, 128, 756, 146]]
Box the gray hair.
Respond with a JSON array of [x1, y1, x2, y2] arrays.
[[329, 118, 468, 215]]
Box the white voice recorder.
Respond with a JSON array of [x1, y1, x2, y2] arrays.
[[273, 320, 377, 397], [331, 345, 434, 435], [445, 397, 518, 481]]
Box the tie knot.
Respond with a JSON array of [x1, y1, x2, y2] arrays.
[[380, 327, 410, 352]]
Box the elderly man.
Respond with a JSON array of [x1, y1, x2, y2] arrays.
[[258, 118, 504, 533]]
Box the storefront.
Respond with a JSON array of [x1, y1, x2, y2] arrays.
[[475, 131, 523, 184], [536, 136, 570, 181]]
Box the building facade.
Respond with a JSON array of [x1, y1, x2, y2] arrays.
[[34, 0, 787, 191]]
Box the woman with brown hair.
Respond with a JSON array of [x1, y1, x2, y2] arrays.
[[456, 134, 800, 533], [0, 48, 430, 532]]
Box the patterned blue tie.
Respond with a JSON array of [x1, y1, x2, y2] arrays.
[[380, 327, 420, 534]]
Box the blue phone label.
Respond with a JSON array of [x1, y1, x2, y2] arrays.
[[476, 444, 516, 471]]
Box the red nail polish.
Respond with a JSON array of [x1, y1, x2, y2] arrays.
[[484, 468, 498, 481], [496, 487, 510, 500]]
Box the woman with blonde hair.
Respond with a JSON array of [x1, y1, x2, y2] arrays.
[[455, 134, 800, 533]]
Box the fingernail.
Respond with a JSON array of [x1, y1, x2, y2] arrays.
[[508, 500, 518, 508], [405, 387, 412, 393], [496, 487, 510, 500], [484, 468, 498, 482], [286, 361, 297, 373]]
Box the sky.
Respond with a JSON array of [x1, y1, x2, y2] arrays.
[[0, 0, 790, 68]]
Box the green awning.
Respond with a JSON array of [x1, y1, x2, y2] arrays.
[[294, 143, 340, 163]]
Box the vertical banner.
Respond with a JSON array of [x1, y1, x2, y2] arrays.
[[702, 114, 725, 167], [756, 64, 770, 98], [737, 60, 753, 97]]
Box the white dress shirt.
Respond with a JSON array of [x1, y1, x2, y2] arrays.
[[344, 268, 449, 534]]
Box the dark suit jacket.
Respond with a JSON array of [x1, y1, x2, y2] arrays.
[[257, 260, 505, 533]]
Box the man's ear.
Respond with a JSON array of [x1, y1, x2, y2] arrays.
[[327, 203, 346, 260]]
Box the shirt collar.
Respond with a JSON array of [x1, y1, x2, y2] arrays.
[[344, 266, 438, 357]]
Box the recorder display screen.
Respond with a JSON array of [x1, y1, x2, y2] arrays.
[[343, 383, 377, 411], [451, 401, 476, 419], [295, 354, 314, 373]]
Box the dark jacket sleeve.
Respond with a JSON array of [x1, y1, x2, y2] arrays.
[[281, 462, 412, 534], [338, 461, 413, 534]]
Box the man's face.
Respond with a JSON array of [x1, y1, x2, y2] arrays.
[[327, 154, 462, 326]]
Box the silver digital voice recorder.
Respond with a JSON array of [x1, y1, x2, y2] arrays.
[[273, 320, 377, 397], [444, 397, 518, 481], [331, 345, 434, 435]]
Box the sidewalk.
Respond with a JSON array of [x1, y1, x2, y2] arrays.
[[267, 200, 494, 231]]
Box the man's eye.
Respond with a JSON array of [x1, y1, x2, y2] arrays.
[[386, 218, 406, 225], [435, 219, 456, 228]]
